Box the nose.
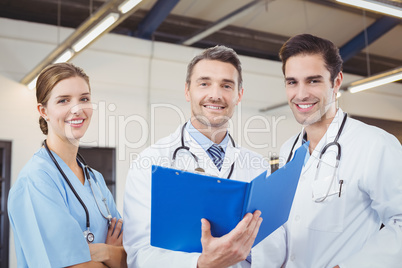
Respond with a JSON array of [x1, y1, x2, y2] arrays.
[[294, 83, 309, 101], [70, 103, 83, 115], [208, 84, 223, 100]]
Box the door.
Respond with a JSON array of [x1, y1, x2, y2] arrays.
[[0, 141, 11, 268]]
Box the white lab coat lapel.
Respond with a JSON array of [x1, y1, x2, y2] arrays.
[[220, 138, 240, 179], [168, 126, 198, 172]]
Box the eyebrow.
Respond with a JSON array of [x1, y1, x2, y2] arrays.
[[222, 79, 235, 84], [55, 95, 70, 99], [196, 77, 235, 84], [285, 75, 324, 81], [305, 75, 324, 80], [196, 77, 211, 82], [55, 92, 91, 99]]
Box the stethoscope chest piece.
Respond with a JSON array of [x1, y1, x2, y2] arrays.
[[83, 228, 94, 244]]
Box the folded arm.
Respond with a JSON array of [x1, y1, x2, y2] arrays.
[[89, 217, 127, 268]]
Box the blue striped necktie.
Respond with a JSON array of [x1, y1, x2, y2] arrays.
[[208, 144, 223, 171]]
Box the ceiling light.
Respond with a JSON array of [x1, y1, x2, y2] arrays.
[[336, 0, 402, 18], [53, 49, 74, 64], [26, 49, 74, 89], [21, 0, 152, 90], [27, 76, 38, 90], [118, 0, 143, 14], [72, 13, 119, 52], [348, 67, 402, 93]]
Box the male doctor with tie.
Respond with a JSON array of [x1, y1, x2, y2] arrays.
[[123, 45, 285, 268]]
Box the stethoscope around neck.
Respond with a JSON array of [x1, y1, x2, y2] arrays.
[[172, 122, 236, 179], [286, 113, 348, 202], [43, 140, 112, 243]]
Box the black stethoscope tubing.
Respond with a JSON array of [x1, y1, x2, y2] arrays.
[[172, 122, 236, 179], [43, 140, 90, 228], [43, 140, 95, 242], [286, 112, 348, 164]]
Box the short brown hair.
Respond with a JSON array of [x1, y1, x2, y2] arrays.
[[186, 45, 243, 90], [279, 34, 343, 86]]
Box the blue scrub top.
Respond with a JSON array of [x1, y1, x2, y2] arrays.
[[8, 147, 121, 268]]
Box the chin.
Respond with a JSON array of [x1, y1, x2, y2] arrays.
[[65, 132, 86, 144], [209, 118, 230, 128], [294, 115, 314, 127], [293, 109, 320, 125]]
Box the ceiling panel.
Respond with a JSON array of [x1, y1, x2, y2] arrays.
[[0, 0, 401, 84], [364, 25, 402, 59]]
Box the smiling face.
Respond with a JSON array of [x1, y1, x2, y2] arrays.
[[38, 76, 93, 144], [285, 53, 342, 127], [185, 59, 243, 132]]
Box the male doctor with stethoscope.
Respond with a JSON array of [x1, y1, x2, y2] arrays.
[[253, 34, 402, 268], [123, 45, 286, 268]]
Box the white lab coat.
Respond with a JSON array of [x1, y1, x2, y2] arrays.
[[123, 125, 286, 268], [254, 108, 402, 268]]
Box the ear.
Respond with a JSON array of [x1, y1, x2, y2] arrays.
[[37, 103, 48, 120], [333, 71, 343, 95], [184, 82, 191, 102], [236, 87, 244, 105]]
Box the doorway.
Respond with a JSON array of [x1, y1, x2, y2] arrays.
[[0, 141, 11, 268]]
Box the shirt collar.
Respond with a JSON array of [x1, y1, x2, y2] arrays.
[[185, 120, 229, 153]]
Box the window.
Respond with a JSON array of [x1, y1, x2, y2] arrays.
[[78, 147, 116, 200]]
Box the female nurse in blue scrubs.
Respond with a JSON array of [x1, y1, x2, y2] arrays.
[[8, 63, 127, 267]]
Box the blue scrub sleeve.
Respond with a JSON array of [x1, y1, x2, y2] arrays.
[[8, 175, 91, 268]]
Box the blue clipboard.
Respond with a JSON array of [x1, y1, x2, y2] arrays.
[[151, 143, 307, 252]]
